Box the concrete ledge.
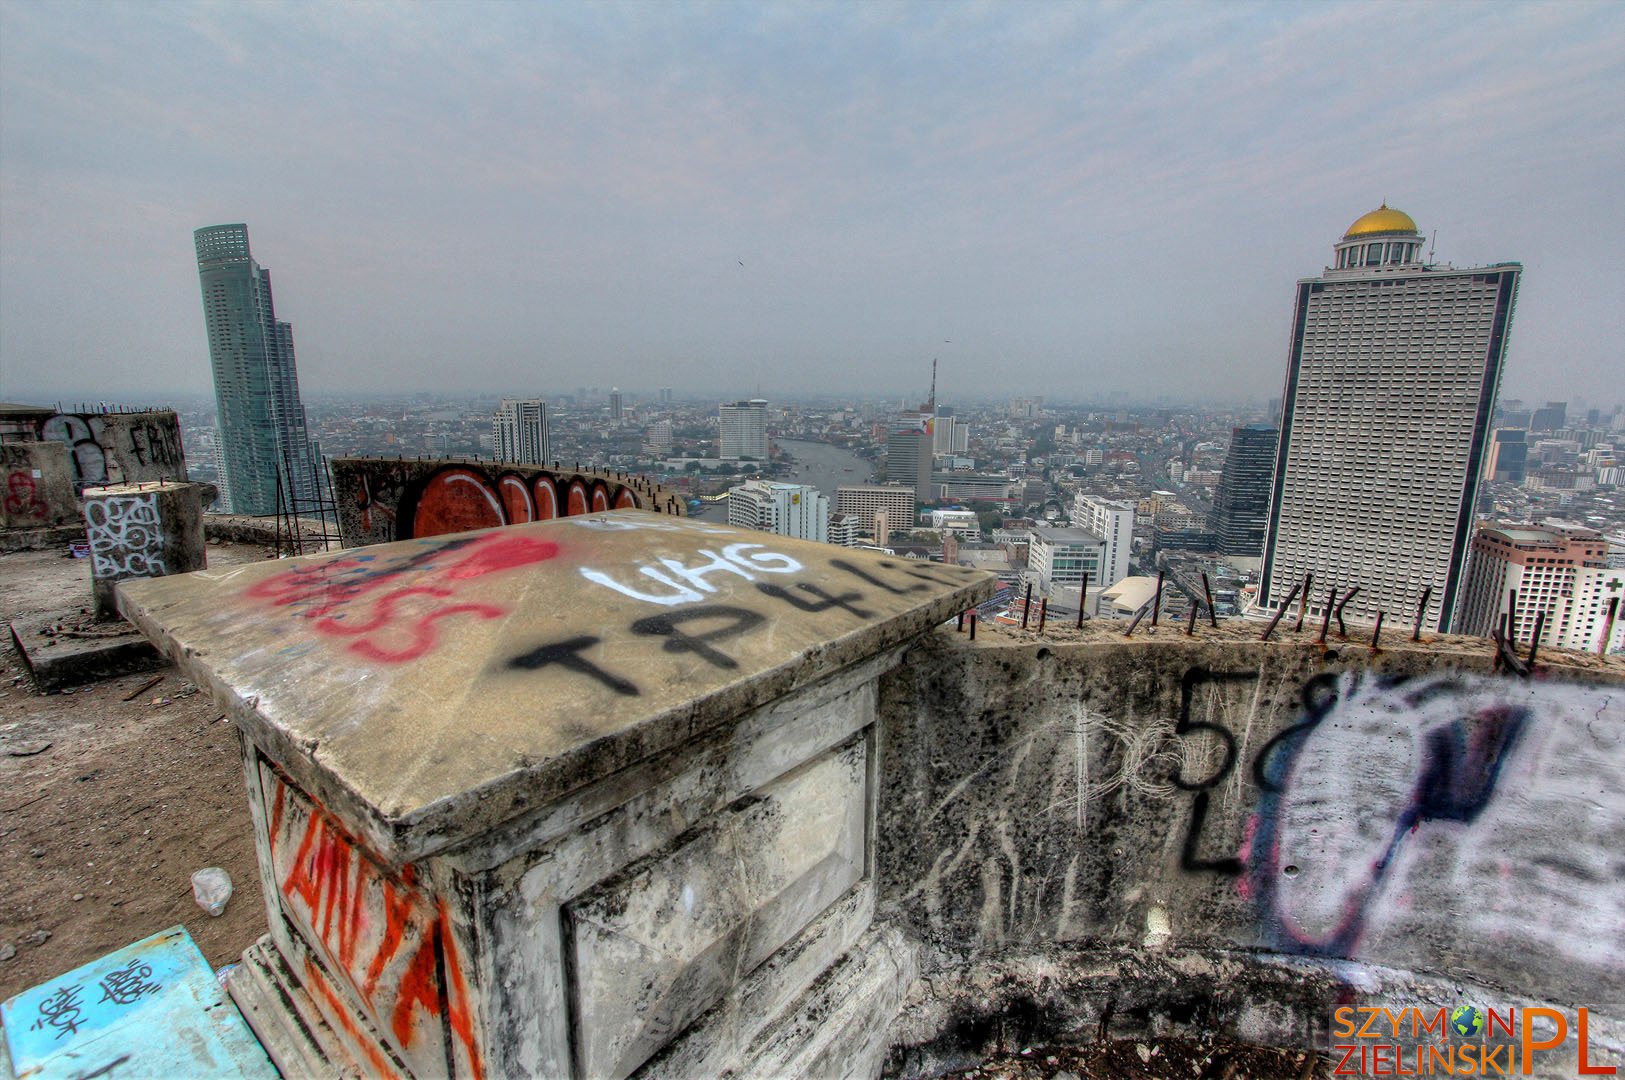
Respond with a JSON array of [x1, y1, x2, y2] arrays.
[[0, 523, 83, 553], [879, 944, 1625, 1078], [8, 609, 163, 691], [226, 935, 413, 1080]]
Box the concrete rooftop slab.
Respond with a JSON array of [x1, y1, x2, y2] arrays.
[[117, 511, 993, 860]]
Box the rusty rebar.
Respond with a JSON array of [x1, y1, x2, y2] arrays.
[[1371, 611, 1384, 649], [1602, 598, 1620, 656], [1411, 585, 1432, 642], [1294, 572, 1313, 632], [1527, 610, 1546, 666], [1507, 589, 1519, 647], [1334, 587, 1360, 638], [969, 610, 977, 641], [957, 609, 965, 632], [1202, 572, 1217, 627], [1317, 585, 1336, 645], [1151, 571, 1165, 628], [1021, 583, 1033, 629], [1186, 598, 1198, 636], [1125, 605, 1149, 637], [1038, 599, 1048, 633], [1493, 626, 1529, 677], [1260, 579, 1302, 641], [1078, 572, 1089, 629]]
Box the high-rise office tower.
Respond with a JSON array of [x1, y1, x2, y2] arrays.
[[1259, 206, 1521, 632], [195, 224, 319, 515], [887, 421, 933, 506], [1210, 424, 1278, 561], [492, 399, 550, 465], [719, 399, 769, 461], [610, 388, 624, 422]]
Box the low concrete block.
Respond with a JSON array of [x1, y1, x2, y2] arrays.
[[86, 481, 207, 621]]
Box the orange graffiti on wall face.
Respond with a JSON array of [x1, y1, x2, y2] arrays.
[[269, 773, 485, 1080], [408, 465, 639, 538]]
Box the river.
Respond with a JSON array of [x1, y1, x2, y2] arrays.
[[773, 439, 877, 500]]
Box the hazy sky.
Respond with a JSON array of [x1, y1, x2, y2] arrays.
[[2, 2, 1622, 407]]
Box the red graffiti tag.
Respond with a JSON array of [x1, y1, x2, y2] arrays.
[[4, 473, 48, 520], [271, 775, 484, 1078], [246, 533, 558, 662]]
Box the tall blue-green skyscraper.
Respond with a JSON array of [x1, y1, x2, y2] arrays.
[[195, 224, 318, 515]]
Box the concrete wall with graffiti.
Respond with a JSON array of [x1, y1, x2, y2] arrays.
[[329, 457, 685, 547], [876, 636, 1624, 1049], [1, 406, 189, 536], [33, 408, 188, 490], [1, 440, 78, 529]]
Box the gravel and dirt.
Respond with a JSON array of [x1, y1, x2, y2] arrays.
[[0, 542, 276, 1000]]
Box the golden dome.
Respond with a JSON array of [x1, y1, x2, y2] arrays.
[[1343, 204, 1419, 239]]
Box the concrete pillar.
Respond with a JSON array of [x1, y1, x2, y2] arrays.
[[1, 440, 77, 529], [117, 511, 992, 1079], [83, 480, 207, 621]]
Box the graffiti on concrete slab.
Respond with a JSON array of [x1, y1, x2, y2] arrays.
[[245, 531, 559, 663], [4, 469, 49, 521], [97, 958, 161, 1005], [34, 410, 186, 488], [510, 554, 956, 694], [39, 413, 109, 485], [265, 766, 483, 1078], [125, 421, 181, 469], [29, 985, 86, 1040], [85, 492, 166, 579], [1243, 671, 1550, 956], [330, 458, 667, 547], [579, 542, 804, 606]]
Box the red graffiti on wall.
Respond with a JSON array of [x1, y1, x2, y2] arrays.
[[269, 772, 485, 1079], [4, 472, 48, 520], [246, 532, 558, 662], [408, 465, 639, 539]]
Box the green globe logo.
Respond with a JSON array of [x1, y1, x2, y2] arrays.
[[1450, 1005, 1485, 1038]]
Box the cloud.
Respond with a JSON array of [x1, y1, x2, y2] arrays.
[[1, 1, 1622, 403]]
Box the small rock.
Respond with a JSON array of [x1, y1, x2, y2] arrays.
[[1137, 1043, 1152, 1063], [73, 893, 84, 901], [6, 741, 51, 756], [0, 943, 15, 961], [23, 929, 51, 946], [1055, 1072, 1081, 1080]]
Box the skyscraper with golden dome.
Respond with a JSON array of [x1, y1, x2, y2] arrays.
[[1257, 205, 1522, 634]]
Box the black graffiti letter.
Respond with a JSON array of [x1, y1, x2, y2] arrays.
[[631, 606, 764, 669], [508, 635, 640, 695], [830, 558, 927, 595], [756, 582, 874, 619], [1171, 667, 1251, 877]]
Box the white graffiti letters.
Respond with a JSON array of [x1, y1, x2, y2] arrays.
[[580, 544, 803, 607], [85, 493, 166, 579]]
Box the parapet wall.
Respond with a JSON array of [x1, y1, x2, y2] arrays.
[[329, 457, 684, 546], [2, 407, 188, 534], [874, 625, 1624, 1071]]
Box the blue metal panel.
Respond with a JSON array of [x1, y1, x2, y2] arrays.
[[2, 926, 277, 1080]]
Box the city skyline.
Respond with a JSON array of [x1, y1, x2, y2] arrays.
[[2, 3, 1622, 406]]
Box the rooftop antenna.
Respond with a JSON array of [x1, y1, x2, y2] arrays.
[[928, 357, 937, 414], [1428, 229, 1437, 264]]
